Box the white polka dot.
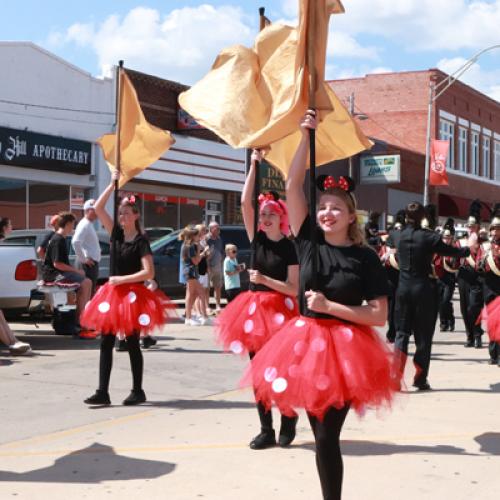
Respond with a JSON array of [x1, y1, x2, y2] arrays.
[[138, 314, 151, 326], [128, 292, 137, 303], [244, 319, 254, 334], [272, 377, 288, 393], [264, 366, 278, 382], [288, 364, 300, 378], [340, 327, 353, 342], [316, 375, 331, 391], [295, 319, 306, 327], [273, 313, 285, 325], [230, 340, 243, 354], [293, 340, 307, 356], [311, 337, 326, 352], [98, 302, 110, 313], [284, 297, 295, 311], [248, 302, 257, 315], [343, 360, 353, 378]]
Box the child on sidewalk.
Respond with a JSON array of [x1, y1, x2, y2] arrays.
[[224, 244, 244, 303]]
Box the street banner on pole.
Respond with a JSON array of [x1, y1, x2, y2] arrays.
[[429, 139, 449, 186], [98, 70, 174, 188]]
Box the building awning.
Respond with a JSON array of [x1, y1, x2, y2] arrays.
[[438, 193, 491, 221]]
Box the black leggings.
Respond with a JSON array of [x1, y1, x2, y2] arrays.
[[98, 335, 143, 392], [249, 351, 297, 431], [308, 406, 350, 500]]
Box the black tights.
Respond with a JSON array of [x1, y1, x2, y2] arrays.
[[249, 351, 297, 431], [308, 406, 350, 500], [98, 335, 143, 392]]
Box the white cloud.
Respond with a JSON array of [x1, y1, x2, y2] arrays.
[[437, 56, 500, 102], [328, 31, 379, 60], [48, 5, 253, 83]]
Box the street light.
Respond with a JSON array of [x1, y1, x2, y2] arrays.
[[347, 92, 368, 178], [423, 44, 500, 206]]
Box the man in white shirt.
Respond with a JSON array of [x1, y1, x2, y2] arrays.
[[72, 199, 101, 296]]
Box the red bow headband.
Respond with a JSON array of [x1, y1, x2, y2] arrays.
[[258, 193, 275, 204], [122, 195, 136, 205], [323, 176, 349, 192]]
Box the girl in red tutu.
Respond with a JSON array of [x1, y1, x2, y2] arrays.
[[83, 171, 169, 406], [243, 111, 399, 500], [216, 149, 300, 449]]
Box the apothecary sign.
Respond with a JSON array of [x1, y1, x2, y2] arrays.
[[0, 126, 91, 175]]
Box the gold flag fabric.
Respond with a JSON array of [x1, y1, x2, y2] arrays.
[[178, 0, 371, 178], [99, 70, 175, 188]]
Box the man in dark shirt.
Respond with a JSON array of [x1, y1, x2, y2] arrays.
[[42, 212, 92, 324], [394, 202, 470, 390]]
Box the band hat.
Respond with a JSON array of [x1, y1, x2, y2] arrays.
[[421, 218, 429, 229], [442, 229, 452, 237], [83, 199, 95, 211], [466, 216, 478, 226], [490, 216, 500, 228]]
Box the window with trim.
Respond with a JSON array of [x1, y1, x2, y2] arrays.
[[458, 127, 467, 172], [439, 119, 455, 170], [471, 131, 479, 175], [494, 141, 500, 181], [482, 136, 490, 179]]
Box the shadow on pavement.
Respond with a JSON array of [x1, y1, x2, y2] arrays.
[[147, 347, 224, 355], [474, 432, 500, 455], [296, 441, 475, 457], [0, 442, 175, 483], [144, 399, 255, 410], [421, 382, 500, 394]]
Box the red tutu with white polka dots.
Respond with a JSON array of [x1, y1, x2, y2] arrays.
[[484, 296, 500, 342], [241, 315, 401, 420], [215, 291, 298, 355], [80, 282, 174, 337]]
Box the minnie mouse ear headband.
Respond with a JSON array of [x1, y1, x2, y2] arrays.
[[121, 195, 137, 205], [316, 175, 356, 196]]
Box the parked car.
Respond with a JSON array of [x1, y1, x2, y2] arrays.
[[152, 225, 251, 297], [145, 227, 174, 242], [1, 229, 111, 284], [0, 243, 38, 316]]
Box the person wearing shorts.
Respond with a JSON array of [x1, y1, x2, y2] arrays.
[[207, 222, 224, 312]]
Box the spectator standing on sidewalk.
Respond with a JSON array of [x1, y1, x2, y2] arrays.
[[207, 221, 224, 313], [72, 199, 101, 297], [223, 244, 243, 302], [195, 223, 210, 318]]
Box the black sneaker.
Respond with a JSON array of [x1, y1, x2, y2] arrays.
[[142, 336, 157, 349], [413, 382, 432, 391], [249, 430, 276, 450], [464, 340, 474, 348], [116, 339, 128, 352], [448, 322, 455, 332], [279, 416, 298, 447], [474, 337, 483, 349], [123, 389, 146, 406], [84, 390, 111, 405], [439, 324, 448, 332]]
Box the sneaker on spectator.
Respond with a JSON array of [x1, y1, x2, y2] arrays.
[[9, 341, 31, 355], [184, 318, 201, 326], [198, 317, 212, 326]]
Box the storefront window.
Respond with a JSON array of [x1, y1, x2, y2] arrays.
[[180, 201, 204, 228], [143, 196, 178, 230], [28, 182, 69, 229], [0, 178, 27, 229]]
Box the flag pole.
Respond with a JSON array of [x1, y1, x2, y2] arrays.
[[306, 0, 318, 290], [111, 60, 124, 276], [249, 7, 267, 270]]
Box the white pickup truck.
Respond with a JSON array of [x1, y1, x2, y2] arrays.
[[0, 243, 38, 315]]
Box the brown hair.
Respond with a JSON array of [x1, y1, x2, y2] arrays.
[[319, 189, 365, 246], [0, 217, 11, 237], [179, 225, 199, 247], [56, 211, 76, 229], [120, 199, 142, 233]]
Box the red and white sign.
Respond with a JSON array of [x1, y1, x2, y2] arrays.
[[429, 139, 449, 186]]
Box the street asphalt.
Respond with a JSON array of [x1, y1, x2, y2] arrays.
[[0, 297, 499, 500]]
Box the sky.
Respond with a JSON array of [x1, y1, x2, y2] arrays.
[[3, 0, 500, 101]]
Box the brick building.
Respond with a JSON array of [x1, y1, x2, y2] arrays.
[[329, 70, 500, 223]]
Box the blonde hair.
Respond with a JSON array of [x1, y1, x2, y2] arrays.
[[225, 244, 237, 256], [179, 225, 199, 246], [319, 190, 365, 246], [195, 223, 207, 235]]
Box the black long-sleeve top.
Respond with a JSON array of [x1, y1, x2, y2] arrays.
[[397, 225, 469, 281]]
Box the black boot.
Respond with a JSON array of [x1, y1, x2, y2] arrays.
[[474, 336, 483, 349], [464, 338, 474, 348], [278, 415, 298, 447], [439, 323, 448, 332], [448, 320, 455, 332], [249, 429, 276, 450], [84, 390, 111, 405], [142, 336, 157, 349], [123, 389, 146, 405]]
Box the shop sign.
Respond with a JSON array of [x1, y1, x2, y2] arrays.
[[70, 188, 85, 210], [260, 161, 285, 197], [119, 191, 206, 207], [0, 125, 91, 175], [360, 155, 400, 184]]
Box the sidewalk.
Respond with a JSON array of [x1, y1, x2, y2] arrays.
[[1, 304, 499, 500]]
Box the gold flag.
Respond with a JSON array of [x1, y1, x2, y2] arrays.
[[99, 70, 175, 188], [178, 0, 370, 178]]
